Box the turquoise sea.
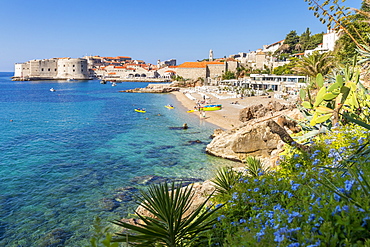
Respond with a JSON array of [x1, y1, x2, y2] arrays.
[[0, 72, 238, 246]]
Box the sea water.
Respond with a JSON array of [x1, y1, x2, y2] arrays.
[[0, 72, 238, 246]]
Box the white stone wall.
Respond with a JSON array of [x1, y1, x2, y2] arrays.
[[207, 64, 225, 79], [176, 67, 206, 80], [39, 59, 58, 78], [56, 58, 89, 79]]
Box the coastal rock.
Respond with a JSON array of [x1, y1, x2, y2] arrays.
[[130, 175, 203, 186], [206, 121, 283, 162], [210, 128, 224, 138], [239, 101, 293, 122], [207, 105, 303, 165], [39, 228, 72, 247], [99, 197, 120, 211], [120, 84, 180, 93]]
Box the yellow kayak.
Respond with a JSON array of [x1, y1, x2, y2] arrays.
[[135, 109, 146, 113], [165, 105, 174, 109]]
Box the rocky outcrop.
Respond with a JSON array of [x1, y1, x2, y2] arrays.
[[120, 84, 180, 93], [239, 101, 294, 122], [206, 121, 283, 163], [207, 107, 303, 165]]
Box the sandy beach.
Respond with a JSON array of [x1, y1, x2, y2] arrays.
[[172, 88, 286, 130]]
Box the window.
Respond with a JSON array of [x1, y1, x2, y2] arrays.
[[48, 68, 50, 71], [73, 65, 75, 67], [73, 69, 75, 72], [41, 68, 44, 71]]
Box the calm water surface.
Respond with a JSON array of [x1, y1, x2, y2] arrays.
[[0, 72, 238, 246]]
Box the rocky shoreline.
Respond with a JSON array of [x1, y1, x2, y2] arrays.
[[119, 83, 180, 93]]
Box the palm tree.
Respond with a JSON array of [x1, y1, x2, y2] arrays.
[[293, 51, 334, 80], [111, 182, 222, 247]]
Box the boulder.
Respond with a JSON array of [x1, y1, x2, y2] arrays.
[[206, 121, 283, 163], [239, 101, 294, 123]]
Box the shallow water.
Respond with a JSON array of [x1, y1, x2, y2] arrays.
[[0, 72, 238, 246]]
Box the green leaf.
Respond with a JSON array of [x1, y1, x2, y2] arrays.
[[299, 88, 306, 100], [342, 114, 370, 130], [323, 92, 338, 101], [327, 82, 341, 92], [315, 113, 332, 123], [316, 73, 324, 88], [302, 101, 313, 109], [314, 87, 327, 107], [340, 86, 350, 104], [336, 74, 343, 87]]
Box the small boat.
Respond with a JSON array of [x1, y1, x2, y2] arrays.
[[112, 82, 117, 87], [50, 88, 56, 92], [165, 104, 174, 109], [100, 80, 107, 84], [134, 108, 146, 113], [199, 104, 222, 111]]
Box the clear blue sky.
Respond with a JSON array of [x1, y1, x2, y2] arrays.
[[0, 0, 362, 71]]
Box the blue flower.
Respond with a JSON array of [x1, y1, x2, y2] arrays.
[[359, 137, 366, 145], [362, 216, 370, 227], [332, 205, 341, 215], [307, 213, 316, 223], [287, 243, 300, 247], [342, 205, 349, 212], [232, 192, 238, 200], [290, 180, 300, 191], [324, 139, 332, 145], [288, 211, 302, 223], [312, 159, 320, 165], [217, 215, 226, 221], [256, 229, 265, 242], [254, 187, 260, 192], [295, 163, 302, 168], [239, 218, 247, 224], [307, 240, 321, 247], [273, 231, 285, 243], [283, 191, 294, 198], [344, 179, 355, 192], [293, 153, 300, 159], [334, 192, 341, 202]]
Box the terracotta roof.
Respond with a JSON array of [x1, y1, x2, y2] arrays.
[[165, 70, 176, 73], [177, 61, 224, 68], [108, 72, 116, 75]]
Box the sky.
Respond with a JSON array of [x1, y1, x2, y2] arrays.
[[0, 0, 362, 71]]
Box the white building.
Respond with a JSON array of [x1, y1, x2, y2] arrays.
[[14, 57, 90, 80]]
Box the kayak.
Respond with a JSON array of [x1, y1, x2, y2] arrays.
[[200, 104, 222, 111], [165, 105, 174, 109], [135, 109, 146, 113]]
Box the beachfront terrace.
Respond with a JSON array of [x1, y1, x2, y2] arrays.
[[220, 74, 306, 94]]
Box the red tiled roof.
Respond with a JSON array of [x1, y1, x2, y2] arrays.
[[177, 61, 223, 68]]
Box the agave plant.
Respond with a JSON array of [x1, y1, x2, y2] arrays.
[[244, 156, 270, 177], [211, 166, 242, 194], [111, 182, 222, 247]]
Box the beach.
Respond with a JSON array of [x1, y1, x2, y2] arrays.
[[172, 89, 285, 130]]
